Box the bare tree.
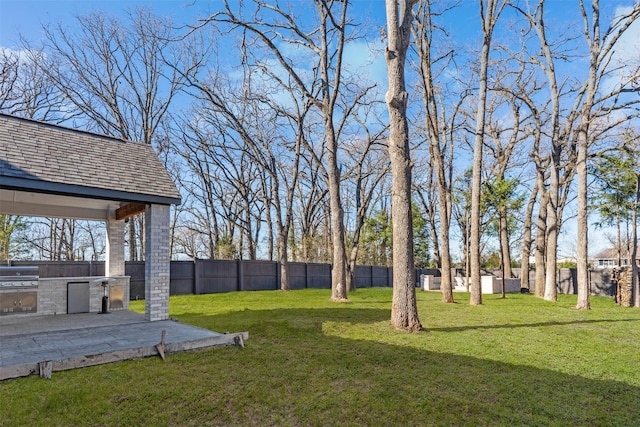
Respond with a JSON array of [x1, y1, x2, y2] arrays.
[[469, 0, 506, 306], [513, 1, 580, 301], [412, 0, 460, 303], [343, 128, 390, 291], [519, 181, 538, 291], [482, 89, 528, 283], [33, 8, 198, 260], [633, 171, 639, 308], [0, 50, 19, 111], [27, 218, 84, 261], [293, 153, 331, 263], [574, 1, 640, 310], [513, 0, 640, 302], [0, 48, 67, 121], [0, 48, 69, 261], [504, 73, 548, 294], [204, 0, 361, 301], [385, 0, 422, 332], [168, 105, 266, 261]]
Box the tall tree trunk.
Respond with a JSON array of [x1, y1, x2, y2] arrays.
[[465, 211, 471, 292], [575, 124, 590, 309], [632, 174, 639, 308], [520, 183, 538, 291], [348, 245, 358, 292], [616, 208, 622, 268], [128, 219, 138, 261], [437, 186, 453, 303], [534, 184, 548, 298], [385, 0, 422, 332], [544, 186, 559, 302], [266, 196, 274, 261], [471, 0, 503, 305], [575, 0, 602, 310], [499, 206, 512, 279], [279, 239, 291, 291], [316, 1, 349, 302], [413, 0, 453, 303], [326, 119, 348, 302]]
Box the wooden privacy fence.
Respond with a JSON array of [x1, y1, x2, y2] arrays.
[[3, 260, 393, 299], [3, 260, 615, 299]]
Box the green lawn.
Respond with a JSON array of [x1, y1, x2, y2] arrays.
[[2, 289, 640, 426]]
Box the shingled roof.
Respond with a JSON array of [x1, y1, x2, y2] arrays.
[[0, 114, 181, 205]]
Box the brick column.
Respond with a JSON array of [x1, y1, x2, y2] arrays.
[[145, 204, 170, 321], [105, 209, 125, 277]]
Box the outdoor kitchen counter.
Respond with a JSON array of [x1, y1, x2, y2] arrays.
[[36, 276, 130, 316]]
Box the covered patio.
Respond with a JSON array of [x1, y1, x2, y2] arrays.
[[0, 114, 247, 380], [1, 113, 180, 321]]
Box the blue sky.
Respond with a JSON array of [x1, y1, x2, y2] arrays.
[[0, 0, 486, 49], [1, 0, 211, 47], [2, 0, 636, 50], [1, 0, 637, 259]]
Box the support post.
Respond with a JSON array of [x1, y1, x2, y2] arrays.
[[145, 204, 170, 321], [105, 208, 125, 277]]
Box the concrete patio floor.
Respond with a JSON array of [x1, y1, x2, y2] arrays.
[[0, 310, 247, 381]]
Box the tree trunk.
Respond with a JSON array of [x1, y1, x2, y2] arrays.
[[575, 126, 590, 309], [499, 206, 512, 279], [279, 251, 291, 292], [413, 0, 453, 304], [438, 196, 454, 303], [385, 0, 422, 332], [544, 186, 559, 301], [520, 183, 538, 291], [276, 196, 291, 291], [316, 1, 348, 302], [534, 184, 548, 298], [575, 0, 604, 310], [326, 120, 348, 302], [347, 245, 358, 292], [470, 0, 501, 306], [632, 174, 639, 308], [128, 219, 138, 261]]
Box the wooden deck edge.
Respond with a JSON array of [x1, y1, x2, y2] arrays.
[[0, 331, 249, 381]]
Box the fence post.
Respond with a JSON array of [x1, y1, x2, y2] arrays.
[[237, 259, 244, 292], [370, 265, 373, 288], [191, 260, 196, 294], [194, 259, 201, 294]]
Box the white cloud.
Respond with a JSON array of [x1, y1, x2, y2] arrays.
[[0, 46, 33, 63], [342, 39, 387, 87], [602, 5, 640, 93]]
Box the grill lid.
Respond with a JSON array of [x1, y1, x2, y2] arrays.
[[0, 266, 40, 282]]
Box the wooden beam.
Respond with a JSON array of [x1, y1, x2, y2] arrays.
[[115, 203, 146, 220]]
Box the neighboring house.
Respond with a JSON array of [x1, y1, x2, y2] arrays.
[[591, 247, 640, 269]]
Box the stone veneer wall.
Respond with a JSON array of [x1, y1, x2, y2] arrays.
[[106, 212, 125, 277], [37, 276, 129, 315], [145, 204, 170, 321]]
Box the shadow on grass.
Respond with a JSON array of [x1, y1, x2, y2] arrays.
[[428, 317, 640, 333], [168, 307, 640, 426], [2, 305, 638, 426]]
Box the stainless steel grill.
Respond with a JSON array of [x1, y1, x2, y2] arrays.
[[0, 266, 39, 315], [0, 266, 39, 287]]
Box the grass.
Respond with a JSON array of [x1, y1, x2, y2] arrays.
[[2, 288, 640, 426]]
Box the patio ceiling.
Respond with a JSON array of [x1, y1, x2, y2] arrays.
[[0, 188, 119, 221]]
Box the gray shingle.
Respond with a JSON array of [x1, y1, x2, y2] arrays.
[[0, 114, 181, 205]]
